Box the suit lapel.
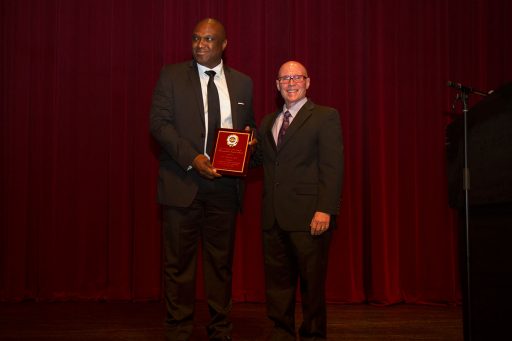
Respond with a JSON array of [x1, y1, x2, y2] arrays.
[[278, 100, 314, 150], [266, 112, 280, 152], [224, 66, 239, 129], [187, 61, 205, 127]]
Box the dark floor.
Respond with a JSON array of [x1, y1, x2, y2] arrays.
[[0, 301, 462, 340]]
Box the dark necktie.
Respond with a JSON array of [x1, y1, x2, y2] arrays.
[[205, 70, 220, 155], [277, 110, 291, 148]]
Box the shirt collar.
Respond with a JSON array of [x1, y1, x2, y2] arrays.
[[197, 60, 224, 78], [282, 97, 308, 118]]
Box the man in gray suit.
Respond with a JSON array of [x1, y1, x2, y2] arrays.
[[257, 61, 344, 341], [150, 18, 254, 341]]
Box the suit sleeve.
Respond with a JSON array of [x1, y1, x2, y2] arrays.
[[316, 109, 344, 214], [249, 116, 269, 169], [149, 66, 199, 169]]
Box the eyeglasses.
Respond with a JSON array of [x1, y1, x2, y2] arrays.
[[277, 75, 308, 83]]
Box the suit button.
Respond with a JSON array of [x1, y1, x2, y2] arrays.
[[201, 133, 205, 138], [275, 161, 279, 166], [275, 182, 279, 187]]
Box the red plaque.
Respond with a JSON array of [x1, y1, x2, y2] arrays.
[[211, 128, 253, 177]]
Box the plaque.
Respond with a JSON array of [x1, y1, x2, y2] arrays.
[[211, 128, 253, 177]]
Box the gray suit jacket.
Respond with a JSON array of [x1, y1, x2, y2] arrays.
[[257, 100, 344, 231], [150, 60, 254, 207]]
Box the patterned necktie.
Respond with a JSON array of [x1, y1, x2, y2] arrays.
[[277, 110, 291, 148], [205, 70, 220, 155]]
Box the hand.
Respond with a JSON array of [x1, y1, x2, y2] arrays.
[[245, 125, 258, 150], [192, 154, 221, 179], [310, 211, 330, 235]]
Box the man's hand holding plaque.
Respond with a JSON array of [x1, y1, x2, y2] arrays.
[[211, 128, 254, 177]]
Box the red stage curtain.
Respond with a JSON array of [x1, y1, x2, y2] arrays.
[[1, 0, 511, 304]]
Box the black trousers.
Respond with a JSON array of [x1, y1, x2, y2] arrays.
[[263, 222, 332, 341], [162, 185, 238, 340]]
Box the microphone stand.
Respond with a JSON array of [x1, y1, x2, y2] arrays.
[[448, 81, 486, 341], [460, 90, 472, 341]]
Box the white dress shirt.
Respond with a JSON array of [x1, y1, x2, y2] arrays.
[[197, 61, 232, 157]]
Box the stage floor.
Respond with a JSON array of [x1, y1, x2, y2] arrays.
[[0, 301, 462, 340]]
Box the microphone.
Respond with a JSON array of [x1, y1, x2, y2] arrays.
[[447, 81, 488, 97]]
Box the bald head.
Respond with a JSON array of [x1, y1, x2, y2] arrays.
[[278, 61, 308, 78], [192, 18, 227, 68], [194, 18, 226, 41], [276, 60, 310, 108]]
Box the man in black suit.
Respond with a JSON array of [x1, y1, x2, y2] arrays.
[[150, 18, 254, 341], [257, 61, 344, 340]]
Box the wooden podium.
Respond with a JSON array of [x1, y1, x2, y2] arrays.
[[446, 82, 512, 340]]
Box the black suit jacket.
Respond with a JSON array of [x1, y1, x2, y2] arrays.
[[257, 100, 344, 231], [150, 61, 254, 207]]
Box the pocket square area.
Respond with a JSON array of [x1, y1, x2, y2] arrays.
[[237, 102, 245, 105]]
